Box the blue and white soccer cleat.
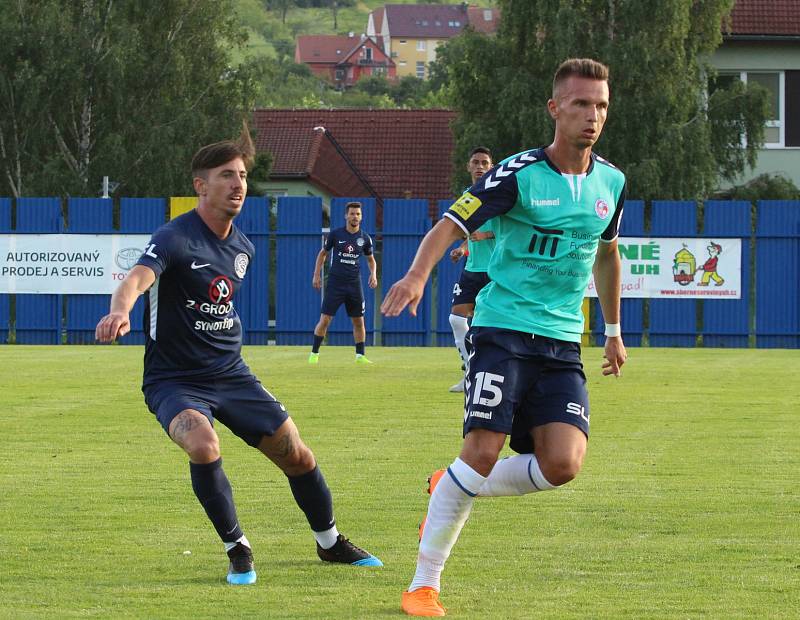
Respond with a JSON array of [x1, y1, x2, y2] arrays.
[[226, 543, 257, 585], [317, 534, 383, 566]]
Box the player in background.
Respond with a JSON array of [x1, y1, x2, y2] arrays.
[[96, 134, 381, 587], [447, 147, 495, 393], [309, 202, 378, 364], [382, 58, 627, 616]]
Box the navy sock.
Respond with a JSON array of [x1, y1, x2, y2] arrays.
[[287, 466, 335, 532], [312, 335, 323, 353], [355, 341, 365, 356], [190, 458, 243, 543]]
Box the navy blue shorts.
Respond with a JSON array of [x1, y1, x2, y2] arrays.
[[143, 374, 289, 447], [321, 276, 364, 317], [452, 269, 490, 307], [463, 327, 589, 454]]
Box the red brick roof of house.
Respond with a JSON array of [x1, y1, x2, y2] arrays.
[[253, 109, 458, 204], [296, 34, 363, 64], [466, 6, 500, 34], [727, 0, 800, 36], [371, 7, 384, 36], [382, 3, 472, 38]]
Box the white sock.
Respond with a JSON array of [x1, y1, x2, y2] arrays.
[[224, 534, 251, 552], [478, 454, 557, 497], [313, 525, 340, 550], [448, 313, 470, 367], [409, 458, 486, 592]]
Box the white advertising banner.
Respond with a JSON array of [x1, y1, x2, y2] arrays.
[[0, 234, 151, 294], [586, 237, 742, 299]]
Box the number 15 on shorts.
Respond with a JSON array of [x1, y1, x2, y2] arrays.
[[472, 372, 504, 407]]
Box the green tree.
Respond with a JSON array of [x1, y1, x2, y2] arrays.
[[264, 0, 294, 24], [351, 75, 441, 108], [432, 0, 769, 199], [0, 0, 264, 198]]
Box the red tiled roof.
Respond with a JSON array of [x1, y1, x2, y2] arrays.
[[370, 8, 383, 35], [296, 35, 362, 64], [384, 3, 470, 38], [253, 109, 457, 203], [466, 6, 500, 34], [727, 0, 800, 36]]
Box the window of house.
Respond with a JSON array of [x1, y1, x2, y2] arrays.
[[374, 66, 386, 76], [715, 71, 791, 148], [335, 69, 344, 81], [749, 73, 780, 140], [416, 61, 425, 79], [484, 9, 493, 21], [417, 40, 426, 51], [399, 61, 407, 67], [400, 39, 407, 44], [365, 47, 373, 61]]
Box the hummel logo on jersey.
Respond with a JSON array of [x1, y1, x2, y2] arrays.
[[531, 198, 560, 207], [483, 151, 538, 189], [191, 261, 211, 269]]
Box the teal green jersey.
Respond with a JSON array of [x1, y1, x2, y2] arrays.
[[445, 148, 626, 342], [465, 220, 494, 273]]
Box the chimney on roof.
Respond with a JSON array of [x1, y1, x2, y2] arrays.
[[360, 33, 366, 41], [348, 31, 355, 38]]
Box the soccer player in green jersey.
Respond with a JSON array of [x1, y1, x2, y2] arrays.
[[382, 58, 627, 617], [447, 147, 495, 393]]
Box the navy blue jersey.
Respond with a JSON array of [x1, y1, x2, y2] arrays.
[[136, 209, 253, 386], [324, 227, 373, 280]]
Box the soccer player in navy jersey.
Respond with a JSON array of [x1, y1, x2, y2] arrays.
[[95, 135, 381, 586], [447, 147, 495, 393], [382, 58, 627, 616], [309, 201, 378, 364]]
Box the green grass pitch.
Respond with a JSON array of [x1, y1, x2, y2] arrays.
[[1, 345, 798, 618]]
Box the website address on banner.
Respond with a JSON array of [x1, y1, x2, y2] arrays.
[[660, 289, 739, 297]]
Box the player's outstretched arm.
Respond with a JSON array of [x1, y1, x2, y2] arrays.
[[593, 239, 627, 377], [381, 218, 463, 317], [95, 265, 156, 343]]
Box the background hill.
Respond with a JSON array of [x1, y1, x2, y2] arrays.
[[233, 0, 495, 62]]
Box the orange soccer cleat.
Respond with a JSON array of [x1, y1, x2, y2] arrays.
[[401, 587, 446, 617]]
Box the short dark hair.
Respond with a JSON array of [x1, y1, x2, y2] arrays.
[[191, 125, 255, 179], [469, 146, 492, 160], [552, 58, 609, 96], [345, 201, 362, 212]]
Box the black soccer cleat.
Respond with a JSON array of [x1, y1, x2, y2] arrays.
[[316, 534, 383, 567], [226, 542, 257, 585]]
